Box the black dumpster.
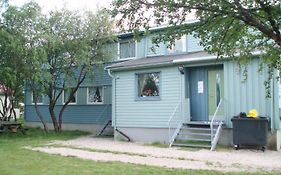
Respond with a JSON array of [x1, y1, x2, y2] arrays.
[[231, 116, 269, 151]]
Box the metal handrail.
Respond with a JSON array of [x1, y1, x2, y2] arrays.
[[168, 101, 181, 146], [210, 99, 222, 147]]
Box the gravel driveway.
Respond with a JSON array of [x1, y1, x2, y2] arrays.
[[30, 136, 281, 173]]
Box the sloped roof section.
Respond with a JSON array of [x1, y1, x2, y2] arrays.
[[106, 51, 217, 71]]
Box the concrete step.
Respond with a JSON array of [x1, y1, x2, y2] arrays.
[[172, 143, 211, 148], [178, 132, 211, 137], [175, 137, 211, 142]]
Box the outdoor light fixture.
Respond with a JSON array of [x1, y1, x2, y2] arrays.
[[178, 65, 184, 74]]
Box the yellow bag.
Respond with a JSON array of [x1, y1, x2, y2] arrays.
[[247, 109, 258, 118]]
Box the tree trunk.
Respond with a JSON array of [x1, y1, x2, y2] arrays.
[[34, 102, 49, 132], [49, 102, 59, 132]]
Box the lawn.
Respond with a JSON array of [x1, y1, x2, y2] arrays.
[[0, 128, 277, 175]]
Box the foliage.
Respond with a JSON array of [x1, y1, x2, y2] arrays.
[[112, 0, 281, 95]]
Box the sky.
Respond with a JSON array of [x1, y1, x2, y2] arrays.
[[10, 0, 113, 13]]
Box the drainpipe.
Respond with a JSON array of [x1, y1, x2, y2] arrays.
[[107, 69, 117, 130]]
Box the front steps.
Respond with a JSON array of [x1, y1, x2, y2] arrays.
[[171, 121, 223, 150]]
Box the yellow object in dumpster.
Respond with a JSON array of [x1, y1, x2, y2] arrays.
[[247, 109, 258, 118]]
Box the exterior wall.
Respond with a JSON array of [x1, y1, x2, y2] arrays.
[[113, 66, 184, 128], [223, 59, 280, 129], [24, 65, 113, 126]]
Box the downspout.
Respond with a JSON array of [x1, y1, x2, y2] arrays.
[[107, 69, 117, 130], [107, 68, 131, 141]]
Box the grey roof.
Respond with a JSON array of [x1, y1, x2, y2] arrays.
[[106, 51, 217, 71]]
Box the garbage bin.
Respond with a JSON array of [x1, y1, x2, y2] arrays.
[[231, 116, 269, 151]]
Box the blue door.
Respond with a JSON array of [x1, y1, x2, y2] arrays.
[[188, 67, 208, 121]]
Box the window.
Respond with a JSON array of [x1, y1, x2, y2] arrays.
[[63, 88, 77, 104], [168, 35, 186, 53], [31, 93, 43, 104], [216, 73, 221, 107], [87, 86, 103, 104], [137, 72, 160, 99], [119, 40, 136, 59]]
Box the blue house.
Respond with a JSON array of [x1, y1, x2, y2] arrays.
[[25, 24, 281, 150], [24, 65, 113, 134], [106, 26, 281, 150]]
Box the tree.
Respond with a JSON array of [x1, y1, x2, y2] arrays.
[[0, 1, 29, 121], [27, 8, 115, 132], [113, 0, 281, 92]]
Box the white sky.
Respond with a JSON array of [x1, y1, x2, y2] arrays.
[[10, 0, 113, 13]]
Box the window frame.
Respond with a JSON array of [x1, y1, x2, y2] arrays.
[[118, 40, 137, 60], [135, 72, 161, 101], [87, 86, 104, 105], [62, 88, 77, 105], [31, 92, 44, 105]]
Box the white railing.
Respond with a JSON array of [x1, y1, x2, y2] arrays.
[[210, 99, 223, 151], [168, 101, 182, 147]]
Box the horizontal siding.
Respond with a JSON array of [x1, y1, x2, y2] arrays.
[[224, 59, 280, 128], [115, 67, 182, 128], [25, 105, 111, 124], [187, 35, 204, 52]]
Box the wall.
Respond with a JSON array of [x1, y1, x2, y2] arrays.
[[113, 66, 183, 128], [223, 59, 280, 129]]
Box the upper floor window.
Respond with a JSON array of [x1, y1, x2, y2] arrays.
[[31, 93, 43, 104], [87, 86, 103, 104], [137, 72, 160, 100], [63, 88, 77, 104], [119, 40, 136, 59], [168, 35, 186, 54]]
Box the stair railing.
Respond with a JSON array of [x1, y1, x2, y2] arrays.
[[168, 101, 182, 147], [95, 104, 111, 124], [210, 99, 223, 150]]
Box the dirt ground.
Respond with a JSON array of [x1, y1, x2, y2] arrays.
[[29, 136, 281, 173]]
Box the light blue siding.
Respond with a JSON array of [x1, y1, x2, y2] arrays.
[[223, 59, 280, 128], [146, 36, 166, 56], [187, 35, 204, 52], [114, 67, 183, 128]]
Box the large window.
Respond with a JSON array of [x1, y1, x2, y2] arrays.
[[119, 40, 136, 59], [168, 35, 186, 53], [87, 86, 103, 104], [63, 88, 77, 104], [31, 93, 43, 104], [137, 72, 160, 99]]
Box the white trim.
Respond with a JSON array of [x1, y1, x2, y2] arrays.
[[62, 89, 77, 105], [173, 55, 217, 63], [31, 92, 43, 105], [86, 86, 104, 105]]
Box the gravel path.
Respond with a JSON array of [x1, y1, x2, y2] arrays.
[[30, 136, 281, 173]]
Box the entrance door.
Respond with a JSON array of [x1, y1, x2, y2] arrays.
[[208, 69, 224, 120], [189, 67, 208, 121], [189, 66, 223, 121]]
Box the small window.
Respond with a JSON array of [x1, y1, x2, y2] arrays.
[[63, 88, 77, 104], [31, 93, 43, 104], [87, 87, 103, 104], [168, 35, 186, 53], [119, 40, 136, 59], [137, 72, 160, 99]]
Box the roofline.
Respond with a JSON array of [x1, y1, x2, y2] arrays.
[[116, 19, 199, 37], [106, 55, 217, 71]]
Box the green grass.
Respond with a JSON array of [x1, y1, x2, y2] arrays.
[[0, 128, 278, 175]]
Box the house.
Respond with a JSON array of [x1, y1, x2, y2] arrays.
[[24, 65, 113, 133], [105, 26, 281, 150], [24, 23, 281, 150]]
